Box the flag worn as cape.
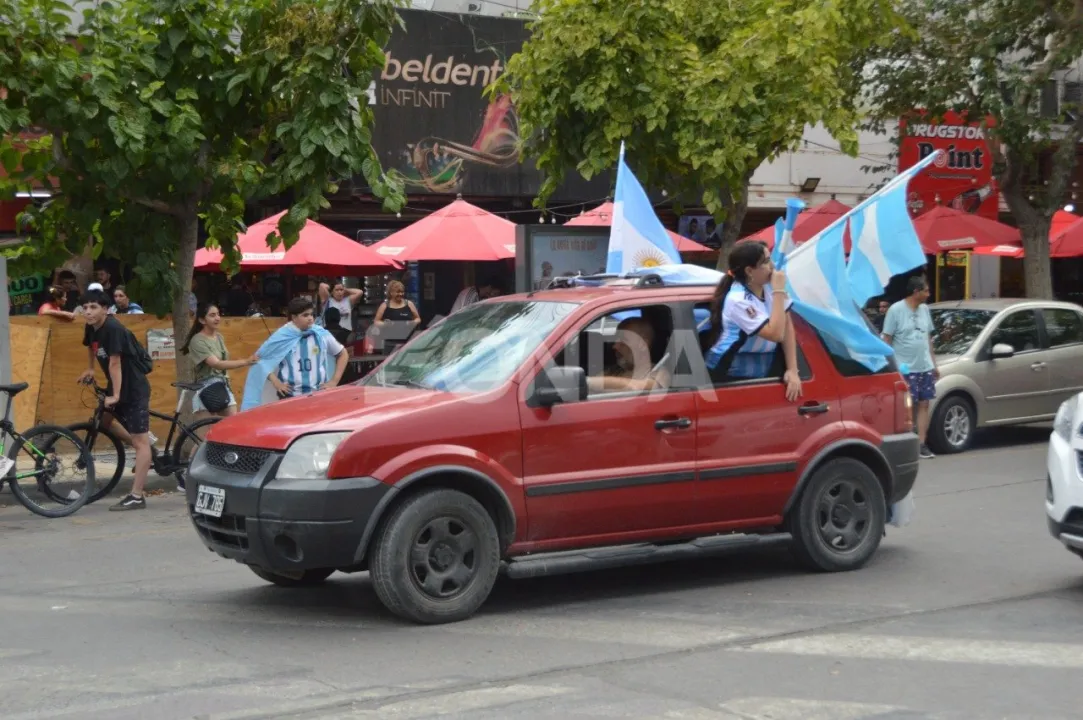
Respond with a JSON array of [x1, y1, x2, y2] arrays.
[[241, 322, 338, 411]]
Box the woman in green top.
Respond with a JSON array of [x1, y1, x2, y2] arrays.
[[180, 303, 258, 417]]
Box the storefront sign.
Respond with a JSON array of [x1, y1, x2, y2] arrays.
[[366, 10, 608, 201], [7, 273, 46, 316], [898, 111, 998, 220]]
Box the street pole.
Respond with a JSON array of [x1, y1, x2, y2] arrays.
[[0, 255, 10, 385]]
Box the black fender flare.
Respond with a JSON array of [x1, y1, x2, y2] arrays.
[[352, 465, 517, 564], [782, 439, 894, 516]]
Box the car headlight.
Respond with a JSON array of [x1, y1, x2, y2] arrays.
[[1053, 396, 1080, 442], [278, 433, 349, 480]]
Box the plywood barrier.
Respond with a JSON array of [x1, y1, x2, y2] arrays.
[[7, 323, 50, 428], [8, 315, 287, 437]]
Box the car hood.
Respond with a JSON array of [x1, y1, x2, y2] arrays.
[[935, 354, 962, 369], [206, 384, 459, 450]]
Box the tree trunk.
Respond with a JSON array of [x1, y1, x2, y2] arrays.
[[1000, 185, 1054, 300], [172, 209, 198, 385], [715, 179, 751, 271]]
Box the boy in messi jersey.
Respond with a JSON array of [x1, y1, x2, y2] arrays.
[[268, 298, 348, 399]]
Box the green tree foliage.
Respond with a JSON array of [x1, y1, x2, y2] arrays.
[[492, 0, 903, 265], [0, 0, 405, 354], [861, 0, 1083, 299]]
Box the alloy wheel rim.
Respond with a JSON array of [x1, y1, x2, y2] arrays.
[[816, 479, 871, 552], [409, 515, 479, 600]]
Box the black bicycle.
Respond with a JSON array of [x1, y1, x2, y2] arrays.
[[0, 382, 96, 517], [69, 381, 222, 503]]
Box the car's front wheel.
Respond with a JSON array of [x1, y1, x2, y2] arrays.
[[789, 458, 886, 572], [929, 395, 975, 454], [370, 489, 501, 624]]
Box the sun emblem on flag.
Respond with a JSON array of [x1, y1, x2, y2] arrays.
[[633, 248, 668, 268]]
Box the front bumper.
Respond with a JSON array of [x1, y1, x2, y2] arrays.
[[185, 443, 391, 572], [881, 432, 920, 503], [1044, 431, 1083, 555]]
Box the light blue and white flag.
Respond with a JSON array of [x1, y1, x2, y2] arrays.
[[783, 221, 894, 371], [606, 143, 682, 274], [772, 198, 805, 268], [847, 150, 942, 306]]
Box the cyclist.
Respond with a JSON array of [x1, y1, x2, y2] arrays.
[[77, 288, 152, 511]]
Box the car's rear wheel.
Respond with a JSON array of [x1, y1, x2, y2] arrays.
[[929, 395, 974, 454], [370, 489, 501, 624], [789, 458, 886, 572], [248, 566, 335, 587]]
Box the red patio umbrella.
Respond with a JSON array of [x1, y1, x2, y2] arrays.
[[368, 197, 517, 262], [911, 205, 1021, 253], [739, 199, 852, 249], [193, 211, 396, 275], [566, 201, 713, 253], [972, 210, 1081, 259]]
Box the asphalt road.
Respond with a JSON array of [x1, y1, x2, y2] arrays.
[[1, 425, 1079, 720]]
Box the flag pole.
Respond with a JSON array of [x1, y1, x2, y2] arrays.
[[784, 149, 944, 263]]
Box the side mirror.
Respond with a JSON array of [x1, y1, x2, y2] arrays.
[[529, 366, 588, 408], [990, 343, 1015, 359]]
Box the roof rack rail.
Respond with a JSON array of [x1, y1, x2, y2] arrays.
[[540, 267, 720, 291]]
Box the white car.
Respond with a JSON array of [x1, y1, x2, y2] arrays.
[[1046, 392, 1083, 560]]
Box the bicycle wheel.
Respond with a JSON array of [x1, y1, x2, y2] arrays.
[[173, 416, 222, 488], [6, 424, 96, 518], [62, 422, 125, 504]]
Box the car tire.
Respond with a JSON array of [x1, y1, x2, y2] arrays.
[[369, 489, 501, 625], [248, 566, 335, 587], [929, 395, 975, 454], [789, 457, 886, 573]]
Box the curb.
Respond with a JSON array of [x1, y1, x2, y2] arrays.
[[0, 471, 183, 500]]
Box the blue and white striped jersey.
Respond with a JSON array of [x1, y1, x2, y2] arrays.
[[705, 282, 792, 378], [276, 332, 345, 396]]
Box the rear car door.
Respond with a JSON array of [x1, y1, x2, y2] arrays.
[[688, 304, 836, 525], [519, 300, 700, 545], [1039, 307, 1083, 408], [974, 309, 1051, 423]]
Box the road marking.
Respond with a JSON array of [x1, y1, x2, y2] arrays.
[[312, 684, 573, 719], [742, 632, 1083, 669], [445, 616, 756, 649], [716, 696, 900, 719]]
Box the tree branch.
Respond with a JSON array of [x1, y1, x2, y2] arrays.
[[128, 195, 186, 217]]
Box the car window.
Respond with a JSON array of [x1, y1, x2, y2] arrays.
[[931, 308, 997, 355], [693, 302, 813, 386], [553, 303, 678, 397], [988, 310, 1040, 353], [364, 300, 578, 392], [1042, 309, 1083, 348]]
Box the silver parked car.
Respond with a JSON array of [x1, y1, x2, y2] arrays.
[[927, 299, 1083, 454]]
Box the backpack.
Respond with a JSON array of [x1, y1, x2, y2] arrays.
[[125, 327, 154, 375]]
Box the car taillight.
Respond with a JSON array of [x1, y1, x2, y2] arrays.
[[895, 379, 913, 433]]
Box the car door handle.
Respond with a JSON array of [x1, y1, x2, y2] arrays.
[[655, 417, 692, 430], [1031, 362, 1047, 371], [798, 402, 830, 416]]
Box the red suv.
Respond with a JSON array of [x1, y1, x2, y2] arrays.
[[187, 275, 919, 624]]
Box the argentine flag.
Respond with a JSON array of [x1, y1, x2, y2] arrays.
[[606, 144, 681, 274], [847, 150, 942, 306], [784, 221, 894, 371]]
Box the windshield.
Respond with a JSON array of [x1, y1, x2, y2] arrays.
[[930, 308, 997, 355], [364, 300, 578, 393]]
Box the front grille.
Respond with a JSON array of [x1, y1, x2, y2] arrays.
[[204, 442, 270, 475], [191, 507, 249, 551]]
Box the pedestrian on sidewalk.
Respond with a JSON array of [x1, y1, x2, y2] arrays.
[[181, 302, 259, 419], [77, 288, 153, 510], [882, 276, 939, 459]]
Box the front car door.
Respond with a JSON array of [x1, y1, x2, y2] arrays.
[[1039, 306, 1083, 408], [971, 309, 1052, 423], [518, 299, 701, 548]]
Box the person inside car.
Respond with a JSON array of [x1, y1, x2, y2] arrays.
[[705, 241, 802, 402], [587, 317, 671, 394]]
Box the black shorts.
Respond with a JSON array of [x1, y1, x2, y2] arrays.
[[114, 396, 151, 435]]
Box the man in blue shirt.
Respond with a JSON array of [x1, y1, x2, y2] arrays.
[[882, 276, 939, 459]]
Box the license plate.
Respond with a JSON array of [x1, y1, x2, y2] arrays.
[[194, 486, 226, 518]]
